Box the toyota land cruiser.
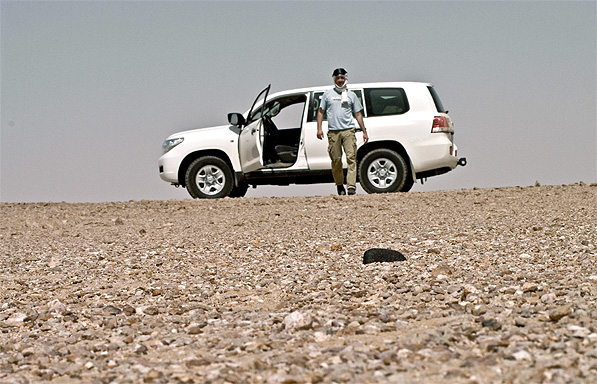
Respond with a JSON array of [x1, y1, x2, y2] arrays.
[[158, 82, 466, 198]]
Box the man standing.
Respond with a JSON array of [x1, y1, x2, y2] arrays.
[[317, 68, 368, 195]]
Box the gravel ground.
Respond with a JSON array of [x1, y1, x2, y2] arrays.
[[1, 183, 596, 384]]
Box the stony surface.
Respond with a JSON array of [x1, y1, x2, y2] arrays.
[[1, 184, 596, 383]]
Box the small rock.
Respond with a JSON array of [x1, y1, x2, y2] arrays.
[[431, 266, 450, 277], [122, 305, 136, 316], [471, 305, 487, 316], [541, 293, 557, 304], [284, 311, 313, 331], [144, 370, 162, 381], [135, 344, 148, 354], [313, 331, 329, 342], [511, 350, 533, 362], [143, 306, 159, 316], [522, 283, 538, 293], [21, 347, 36, 357], [23, 310, 39, 322], [47, 299, 67, 315], [549, 305, 572, 322], [363, 248, 406, 264], [63, 312, 79, 322], [186, 322, 206, 335], [478, 336, 504, 351], [103, 305, 122, 315], [514, 317, 527, 327], [567, 324, 590, 338], [5, 313, 27, 326], [47, 256, 61, 268], [480, 318, 501, 331], [185, 358, 208, 367]]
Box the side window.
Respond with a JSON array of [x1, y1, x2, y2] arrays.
[[364, 88, 409, 117], [264, 94, 307, 129], [308, 90, 365, 122]]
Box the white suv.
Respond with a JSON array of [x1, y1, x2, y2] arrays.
[[159, 82, 466, 198]]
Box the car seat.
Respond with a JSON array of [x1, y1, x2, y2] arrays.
[[274, 145, 298, 163]]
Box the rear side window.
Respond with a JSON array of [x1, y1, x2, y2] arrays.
[[427, 86, 447, 113], [364, 88, 409, 116]]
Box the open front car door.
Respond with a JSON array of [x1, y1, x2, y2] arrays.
[[237, 85, 270, 173]]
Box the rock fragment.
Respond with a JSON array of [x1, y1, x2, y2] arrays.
[[103, 305, 122, 315], [284, 311, 313, 331], [363, 248, 406, 264], [549, 305, 573, 322]]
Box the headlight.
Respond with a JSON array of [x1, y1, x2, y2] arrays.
[[162, 137, 184, 154]]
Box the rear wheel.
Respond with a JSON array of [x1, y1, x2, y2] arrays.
[[358, 149, 409, 194], [185, 156, 234, 199]]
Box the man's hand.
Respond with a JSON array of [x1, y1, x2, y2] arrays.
[[354, 111, 368, 144], [317, 128, 324, 140]]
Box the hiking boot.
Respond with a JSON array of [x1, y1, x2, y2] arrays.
[[337, 185, 346, 195], [347, 188, 356, 195]]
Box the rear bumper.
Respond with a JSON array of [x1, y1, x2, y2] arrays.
[[409, 134, 459, 174]]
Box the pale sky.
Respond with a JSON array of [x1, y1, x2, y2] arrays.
[[1, 0, 595, 203]]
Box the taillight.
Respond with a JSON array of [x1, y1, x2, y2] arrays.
[[431, 116, 452, 133]]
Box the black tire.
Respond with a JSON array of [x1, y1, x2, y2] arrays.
[[402, 176, 415, 192], [185, 156, 234, 199], [229, 182, 249, 198], [358, 149, 409, 194]]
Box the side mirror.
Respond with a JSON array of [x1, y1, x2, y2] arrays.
[[228, 113, 245, 127]]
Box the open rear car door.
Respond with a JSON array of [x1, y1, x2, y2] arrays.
[[235, 85, 271, 173]]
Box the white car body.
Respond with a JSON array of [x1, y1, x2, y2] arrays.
[[159, 82, 465, 198]]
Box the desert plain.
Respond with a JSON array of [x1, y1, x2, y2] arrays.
[[1, 183, 596, 383]]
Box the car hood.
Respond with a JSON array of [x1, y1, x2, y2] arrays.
[[167, 124, 231, 139]]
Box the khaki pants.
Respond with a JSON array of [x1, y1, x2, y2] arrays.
[[327, 128, 357, 189]]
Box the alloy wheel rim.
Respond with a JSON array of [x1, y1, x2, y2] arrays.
[[367, 158, 397, 189], [196, 165, 225, 195]]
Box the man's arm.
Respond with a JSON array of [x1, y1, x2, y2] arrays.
[[316, 108, 325, 140], [354, 111, 368, 143]]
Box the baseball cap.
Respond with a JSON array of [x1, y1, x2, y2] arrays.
[[332, 68, 348, 77]]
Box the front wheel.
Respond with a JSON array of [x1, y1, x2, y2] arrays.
[[185, 156, 234, 199], [358, 149, 409, 194]]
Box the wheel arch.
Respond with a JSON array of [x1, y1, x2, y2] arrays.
[[178, 150, 237, 189], [357, 141, 414, 182]]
